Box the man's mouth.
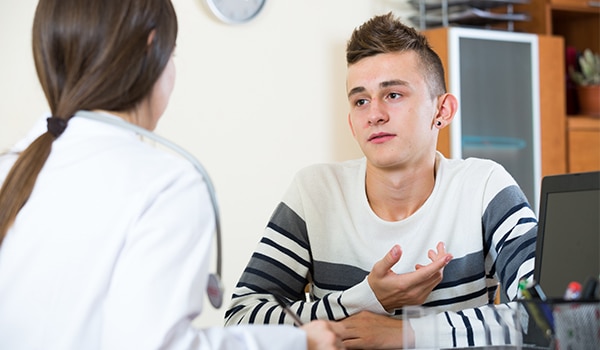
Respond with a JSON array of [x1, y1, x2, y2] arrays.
[[368, 132, 395, 143]]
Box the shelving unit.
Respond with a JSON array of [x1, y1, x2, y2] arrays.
[[424, 27, 550, 207], [415, 0, 598, 176], [514, 0, 599, 54], [410, 0, 531, 30], [425, 27, 566, 205], [513, 0, 600, 173]]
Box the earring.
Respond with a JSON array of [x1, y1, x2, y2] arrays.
[[436, 120, 442, 127]]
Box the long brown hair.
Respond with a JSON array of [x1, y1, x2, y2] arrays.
[[346, 12, 447, 98], [0, 0, 178, 243]]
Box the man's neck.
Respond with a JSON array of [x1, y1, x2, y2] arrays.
[[365, 159, 437, 222]]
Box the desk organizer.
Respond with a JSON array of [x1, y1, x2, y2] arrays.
[[519, 300, 600, 350]]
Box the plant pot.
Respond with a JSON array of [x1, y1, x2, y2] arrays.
[[576, 85, 600, 117]]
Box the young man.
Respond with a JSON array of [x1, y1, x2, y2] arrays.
[[225, 13, 537, 349]]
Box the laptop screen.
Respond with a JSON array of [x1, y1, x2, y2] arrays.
[[534, 171, 600, 299]]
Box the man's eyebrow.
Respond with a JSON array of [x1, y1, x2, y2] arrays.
[[380, 79, 408, 88], [347, 80, 409, 98], [347, 86, 365, 98]]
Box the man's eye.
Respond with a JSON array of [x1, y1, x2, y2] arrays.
[[388, 92, 401, 99], [355, 99, 368, 107]]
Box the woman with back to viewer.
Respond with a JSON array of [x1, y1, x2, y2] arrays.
[[0, 0, 343, 349]]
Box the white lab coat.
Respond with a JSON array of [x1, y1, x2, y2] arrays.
[[0, 112, 306, 350]]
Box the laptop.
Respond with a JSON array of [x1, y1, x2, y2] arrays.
[[534, 170, 600, 299]]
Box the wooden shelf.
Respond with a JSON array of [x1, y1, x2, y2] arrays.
[[514, 0, 599, 174], [568, 115, 600, 129], [550, 0, 600, 10], [551, 5, 600, 13], [514, 0, 600, 51], [567, 116, 600, 172]]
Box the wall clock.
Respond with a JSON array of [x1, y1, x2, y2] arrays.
[[206, 0, 266, 24]]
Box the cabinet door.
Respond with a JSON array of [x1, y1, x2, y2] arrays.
[[448, 28, 541, 208], [568, 117, 600, 172]]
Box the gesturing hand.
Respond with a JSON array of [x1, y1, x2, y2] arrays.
[[367, 242, 452, 311]]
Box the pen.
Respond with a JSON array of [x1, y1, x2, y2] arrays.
[[273, 294, 304, 326], [518, 278, 554, 337], [581, 277, 598, 300]]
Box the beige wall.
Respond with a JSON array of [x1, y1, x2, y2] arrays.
[[0, 0, 414, 326]]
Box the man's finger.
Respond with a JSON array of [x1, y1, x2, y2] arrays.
[[371, 245, 402, 277], [417, 253, 452, 276]]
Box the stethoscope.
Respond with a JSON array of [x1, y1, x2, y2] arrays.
[[76, 110, 224, 309]]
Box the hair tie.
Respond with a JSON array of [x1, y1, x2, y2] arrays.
[[46, 117, 68, 138]]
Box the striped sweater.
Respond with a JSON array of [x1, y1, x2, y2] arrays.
[[225, 153, 537, 348]]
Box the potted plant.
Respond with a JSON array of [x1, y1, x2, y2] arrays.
[[569, 48, 600, 117]]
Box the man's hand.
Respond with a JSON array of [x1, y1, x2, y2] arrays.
[[335, 311, 411, 349], [367, 242, 452, 311]]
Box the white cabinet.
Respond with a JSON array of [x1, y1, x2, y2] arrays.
[[426, 27, 542, 209]]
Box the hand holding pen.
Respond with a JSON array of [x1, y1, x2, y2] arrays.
[[273, 293, 304, 326], [273, 294, 346, 349]]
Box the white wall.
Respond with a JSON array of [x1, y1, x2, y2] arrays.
[[0, 0, 415, 327]]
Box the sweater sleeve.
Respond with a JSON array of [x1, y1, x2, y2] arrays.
[[481, 165, 537, 302], [409, 302, 524, 348], [224, 200, 390, 326], [225, 169, 391, 326], [411, 165, 537, 348]]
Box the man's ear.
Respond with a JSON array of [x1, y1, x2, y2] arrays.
[[433, 93, 458, 129]]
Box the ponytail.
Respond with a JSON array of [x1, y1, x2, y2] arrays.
[[0, 0, 177, 245], [0, 130, 56, 244]]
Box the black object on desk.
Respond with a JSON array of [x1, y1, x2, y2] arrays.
[[534, 171, 600, 300]]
